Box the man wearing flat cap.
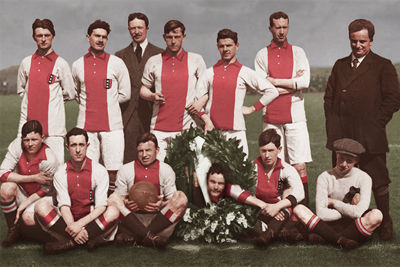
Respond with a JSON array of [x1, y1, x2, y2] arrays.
[[292, 138, 383, 250]]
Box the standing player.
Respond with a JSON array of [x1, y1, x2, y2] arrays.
[[35, 128, 119, 254], [115, 12, 163, 163], [72, 20, 131, 194], [324, 18, 400, 240], [17, 19, 75, 164], [139, 20, 206, 161], [293, 138, 383, 250], [188, 29, 278, 156], [108, 133, 188, 248], [0, 120, 58, 247], [252, 11, 312, 206]]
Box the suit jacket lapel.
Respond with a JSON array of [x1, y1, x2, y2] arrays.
[[341, 52, 373, 89]]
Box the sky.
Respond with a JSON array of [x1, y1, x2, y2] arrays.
[[0, 0, 399, 69]]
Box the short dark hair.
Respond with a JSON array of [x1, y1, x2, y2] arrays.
[[66, 127, 88, 145], [164, 20, 185, 35], [348, 19, 375, 41], [258, 129, 281, 148], [217, 29, 238, 44], [21, 120, 43, 138], [206, 163, 228, 183], [87, 19, 111, 36], [32, 18, 55, 36], [137, 132, 158, 148], [128, 12, 149, 27], [269, 11, 289, 27]]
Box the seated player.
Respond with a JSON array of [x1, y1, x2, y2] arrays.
[[250, 129, 304, 246], [293, 138, 382, 250], [35, 127, 119, 254], [108, 133, 188, 248], [0, 120, 58, 247], [192, 163, 266, 209]]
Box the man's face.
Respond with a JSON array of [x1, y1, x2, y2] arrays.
[[335, 153, 358, 175], [350, 29, 373, 58], [22, 132, 44, 156], [137, 141, 158, 166], [163, 27, 185, 54], [269, 18, 289, 45], [207, 173, 226, 199], [33, 28, 54, 51], [87, 28, 108, 53], [259, 142, 281, 168], [128, 18, 148, 44], [67, 135, 88, 163], [217, 38, 238, 63]]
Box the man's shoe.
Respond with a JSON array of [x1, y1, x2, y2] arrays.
[[142, 231, 168, 248], [252, 229, 274, 247], [43, 239, 76, 255], [115, 233, 137, 246], [86, 236, 109, 251], [1, 225, 21, 247], [337, 236, 359, 250], [379, 216, 393, 241], [278, 227, 304, 244], [307, 233, 326, 244]]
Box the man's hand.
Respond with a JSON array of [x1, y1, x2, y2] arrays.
[[351, 193, 360, 205], [242, 106, 256, 115], [124, 198, 140, 212], [274, 211, 286, 221], [327, 197, 336, 207], [267, 76, 276, 86], [261, 203, 281, 218], [34, 172, 53, 185], [66, 221, 84, 238], [203, 119, 214, 134], [74, 228, 89, 244], [143, 195, 164, 213], [152, 92, 165, 105], [295, 69, 305, 78], [186, 100, 202, 115]]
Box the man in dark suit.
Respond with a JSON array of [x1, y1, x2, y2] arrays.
[[115, 13, 163, 163], [324, 19, 400, 241]]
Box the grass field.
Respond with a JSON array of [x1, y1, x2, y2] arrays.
[[0, 93, 399, 266]]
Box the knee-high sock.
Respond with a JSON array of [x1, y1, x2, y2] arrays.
[[300, 177, 309, 207], [146, 206, 181, 235], [1, 200, 17, 229], [39, 209, 70, 240], [341, 218, 373, 243], [85, 214, 113, 239], [121, 213, 147, 241], [306, 215, 340, 244]]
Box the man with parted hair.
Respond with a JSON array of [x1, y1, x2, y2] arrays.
[[0, 120, 58, 247], [72, 19, 131, 195], [187, 28, 278, 156], [116, 12, 163, 163], [140, 19, 207, 161], [17, 18, 75, 164], [324, 18, 400, 240], [249, 11, 312, 206]]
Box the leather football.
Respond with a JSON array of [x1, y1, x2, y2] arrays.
[[128, 181, 159, 210]]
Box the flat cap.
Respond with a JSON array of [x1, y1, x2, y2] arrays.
[[333, 138, 366, 157]]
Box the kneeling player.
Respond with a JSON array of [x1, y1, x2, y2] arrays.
[[35, 128, 119, 254], [108, 133, 188, 248], [293, 138, 382, 250], [0, 120, 58, 247]]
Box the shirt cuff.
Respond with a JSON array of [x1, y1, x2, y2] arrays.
[[0, 171, 11, 183], [36, 189, 46, 198], [197, 111, 206, 119], [253, 101, 264, 112], [237, 190, 252, 203]]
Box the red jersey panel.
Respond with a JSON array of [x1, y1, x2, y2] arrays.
[[134, 160, 161, 195], [255, 156, 284, 204]]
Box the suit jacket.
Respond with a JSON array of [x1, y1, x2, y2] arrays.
[[324, 51, 400, 153]]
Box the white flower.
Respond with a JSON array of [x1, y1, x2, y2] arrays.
[[226, 212, 235, 225], [210, 221, 218, 233], [237, 214, 248, 228], [183, 209, 192, 223], [189, 141, 197, 152], [205, 235, 212, 243], [183, 233, 191, 241]]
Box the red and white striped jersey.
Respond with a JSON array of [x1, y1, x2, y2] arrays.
[[142, 50, 206, 132], [54, 158, 109, 220], [196, 60, 278, 130], [115, 160, 177, 200], [254, 41, 310, 124], [17, 50, 75, 137], [209, 183, 252, 204], [72, 51, 131, 132]]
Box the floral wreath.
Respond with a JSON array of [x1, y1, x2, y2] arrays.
[[165, 127, 259, 243]]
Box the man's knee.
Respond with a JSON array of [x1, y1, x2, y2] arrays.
[[21, 211, 36, 226], [34, 198, 54, 218], [103, 205, 120, 222], [293, 163, 307, 177], [167, 191, 188, 215], [107, 193, 124, 209], [362, 209, 383, 231], [0, 182, 18, 202], [293, 204, 313, 222]]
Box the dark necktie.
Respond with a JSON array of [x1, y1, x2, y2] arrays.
[[135, 44, 142, 63], [352, 58, 358, 70]]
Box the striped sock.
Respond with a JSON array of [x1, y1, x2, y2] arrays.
[[306, 215, 340, 244], [1, 200, 17, 228]]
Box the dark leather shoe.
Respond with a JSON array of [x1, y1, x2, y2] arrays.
[[43, 239, 76, 255], [115, 233, 136, 246], [308, 233, 326, 244], [337, 236, 359, 250], [2, 225, 21, 247], [379, 216, 393, 241], [252, 229, 274, 247], [86, 236, 109, 251], [142, 231, 168, 248], [278, 227, 304, 244]]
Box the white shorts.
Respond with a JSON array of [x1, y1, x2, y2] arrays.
[[222, 130, 248, 157], [152, 130, 182, 161], [44, 136, 64, 165], [87, 130, 124, 170], [263, 121, 312, 164], [16, 187, 53, 213]]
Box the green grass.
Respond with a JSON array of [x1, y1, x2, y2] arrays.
[[0, 93, 399, 266]]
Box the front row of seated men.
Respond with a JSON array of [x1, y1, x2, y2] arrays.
[[0, 120, 382, 253]]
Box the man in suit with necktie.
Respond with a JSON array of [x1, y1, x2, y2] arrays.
[[115, 13, 163, 163], [324, 19, 400, 241]]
